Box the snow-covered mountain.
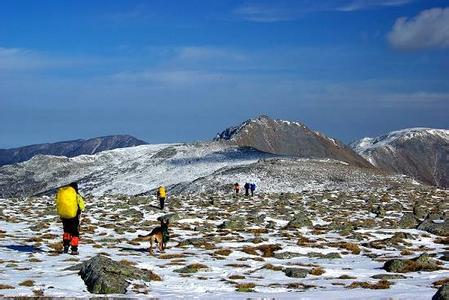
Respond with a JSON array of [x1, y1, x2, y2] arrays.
[[0, 135, 147, 166], [0, 142, 274, 197], [0, 139, 417, 198], [215, 115, 372, 168], [350, 128, 449, 188]]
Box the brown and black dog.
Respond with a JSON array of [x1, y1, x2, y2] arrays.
[[139, 219, 169, 255]]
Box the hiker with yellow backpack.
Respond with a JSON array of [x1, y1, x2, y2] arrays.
[[55, 182, 85, 255], [157, 185, 166, 210]]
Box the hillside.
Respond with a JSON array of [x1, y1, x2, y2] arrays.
[[351, 128, 449, 188], [215, 115, 372, 168], [0, 135, 147, 166]]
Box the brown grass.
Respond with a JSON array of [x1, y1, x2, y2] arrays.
[[339, 275, 357, 279], [256, 244, 282, 257], [148, 271, 162, 281], [229, 275, 245, 280], [119, 259, 137, 266], [433, 278, 449, 287], [235, 282, 256, 292], [309, 267, 326, 276], [48, 242, 63, 253], [400, 249, 414, 256], [435, 237, 449, 245], [263, 264, 284, 271], [338, 242, 361, 255], [241, 246, 258, 256], [0, 284, 14, 290], [225, 263, 251, 268], [347, 279, 391, 289], [159, 253, 186, 260], [214, 249, 232, 256], [249, 228, 268, 234], [19, 280, 34, 287]]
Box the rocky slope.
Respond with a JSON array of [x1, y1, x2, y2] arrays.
[[0, 141, 414, 198], [350, 128, 449, 188], [0, 135, 147, 166], [0, 185, 448, 298], [215, 115, 372, 168]]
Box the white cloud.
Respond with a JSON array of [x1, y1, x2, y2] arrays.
[[0, 46, 100, 72], [339, 0, 414, 12], [233, 4, 297, 22], [388, 7, 449, 49], [176, 47, 247, 62], [233, 0, 415, 22], [109, 70, 226, 86]]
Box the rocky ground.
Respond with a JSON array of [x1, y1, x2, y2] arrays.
[[0, 186, 448, 298]]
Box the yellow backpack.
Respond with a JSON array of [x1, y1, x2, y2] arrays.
[[158, 186, 166, 198], [56, 186, 78, 218]]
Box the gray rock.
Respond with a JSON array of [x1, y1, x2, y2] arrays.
[[273, 252, 303, 259], [217, 216, 246, 230], [439, 252, 449, 261], [433, 283, 449, 300], [417, 219, 449, 236], [413, 205, 428, 220], [283, 267, 309, 278], [284, 212, 312, 229], [398, 213, 418, 229], [383, 253, 441, 273], [72, 254, 161, 294]]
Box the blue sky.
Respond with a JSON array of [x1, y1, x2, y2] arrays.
[[1, 0, 448, 148]]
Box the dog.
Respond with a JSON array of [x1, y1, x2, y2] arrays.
[[138, 219, 169, 255]]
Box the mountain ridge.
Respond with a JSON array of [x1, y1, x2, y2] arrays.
[[214, 115, 373, 168], [351, 127, 449, 188], [0, 135, 147, 166]]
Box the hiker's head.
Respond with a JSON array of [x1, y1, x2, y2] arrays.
[[69, 182, 79, 193]]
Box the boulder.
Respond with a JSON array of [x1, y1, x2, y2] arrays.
[[69, 255, 161, 294], [383, 253, 441, 273], [283, 267, 309, 278], [433, 283, 449, 300], [417, 219, 449, 236], [398, 213, 418, 229], [413, 205, 428, 220], [284, 212, 312, 229], [217, 216, 246, 230]]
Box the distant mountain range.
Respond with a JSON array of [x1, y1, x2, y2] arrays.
[[0, 135, 147, 166], [214, 115, 372, 168], [0, 116, 447, 196], [350, 128, 449, 188]]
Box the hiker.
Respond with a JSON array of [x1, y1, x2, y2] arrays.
[[157, 185, 166, 210], [55, 182, 85, 255], [234, 183, 240, 194], [244, 182, 250, 196], [250, 183, 256, 196]]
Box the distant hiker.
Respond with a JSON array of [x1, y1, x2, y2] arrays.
[[55, 182, 85, 255], [234, 183, 240, 194], [244, 182, 250, 196], [250, 183, 256, 196], [157, 185, 167, 210]]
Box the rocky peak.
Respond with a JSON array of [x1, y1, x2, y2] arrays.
[[215, 115, 372, 168]]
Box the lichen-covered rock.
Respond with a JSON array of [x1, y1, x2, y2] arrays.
[[383, 253, 441, 273], [413, 205, 428, 220], [417, 219, 449, 236], [433, 283, 449, 300], [217, 216, 246, 230], [283, 268, 309, 278], [71, 254, 161, 294], [284, 212, 312, 229], [398, 213, 418, 229]]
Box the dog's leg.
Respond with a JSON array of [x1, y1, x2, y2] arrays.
[[149, 237, 154, 255]]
